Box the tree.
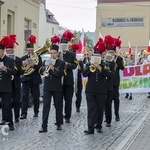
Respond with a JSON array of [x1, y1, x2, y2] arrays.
[[73, 30, 94, 51]]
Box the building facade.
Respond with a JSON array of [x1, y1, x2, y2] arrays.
[[39, 1, 59, 47], [0, 0, 40, 56], [96, 0, 150, 51]]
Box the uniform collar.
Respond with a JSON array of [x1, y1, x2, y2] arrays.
[[0, 54, 5, 60]]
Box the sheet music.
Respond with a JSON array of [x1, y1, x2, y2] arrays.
[[0, 62, 4, 68], [45, 59, 56, 65], [91, 56, 101, 64]]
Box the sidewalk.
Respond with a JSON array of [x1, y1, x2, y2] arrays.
[[128, 115, 150, 150], [0, 93, 150, 150]]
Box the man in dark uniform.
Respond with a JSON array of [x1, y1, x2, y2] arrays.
[[59, 38, 78, 123], [69, 43, 84, 112], [104, 35, 124, 122], [83, 40, 111, 134], [102, 52, 115, 127], [4, 34, 24, 123], [20, 35, 42, 119], [39, 43, 65, 133], [0, 41, 17, 130]]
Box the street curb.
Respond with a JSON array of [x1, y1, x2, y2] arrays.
[[115, 108, 150, 150]]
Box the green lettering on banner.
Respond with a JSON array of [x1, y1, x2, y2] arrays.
[[122, 79, 132, 89], [132, 77, 139, 88], [143, 77, 150, 88]]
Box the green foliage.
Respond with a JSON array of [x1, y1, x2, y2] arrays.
[[73, 30, 94, 51]]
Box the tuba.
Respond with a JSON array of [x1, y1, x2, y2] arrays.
[[23, 39, 50, 76]]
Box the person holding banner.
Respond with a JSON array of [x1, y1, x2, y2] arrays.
[[104, 35, 125, 122], [125, 55, 135, 100], [83, 37, 111, 134]]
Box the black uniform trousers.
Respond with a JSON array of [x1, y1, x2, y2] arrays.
[[0, 92, 13, 125], [12, 83, 20, 120], [21, 80, 40, 115], [105, 91, 113, 124], [75, 79, 82, 109], [42, 91, 63, 129], [63, 85, 74, 120], [113, 86, 120, 118], [86, 93, 106, 130], [2, 85, 21, 121]]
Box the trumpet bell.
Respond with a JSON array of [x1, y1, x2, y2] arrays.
[[89, 65, 96, 72]]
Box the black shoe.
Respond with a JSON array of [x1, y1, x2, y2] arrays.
[[84, 129, 94, 134], [0, 120, 6, 125], [34, 113, 38, 117], [20, 114, 27, 120], [15, 118, 19, 123], [65, 119, 70, 123], [9, 125, 14, 131], [76, 108, 80, 112], [129, 96, 132, 100], [97, 128, 103, 133], [115, 117, 120, 121], [125, 94, 129, 99], [39, 128, 47, 133], [147, 95, 150, 98], [57, 125, 62, 130], [106, 123, 111, 127]]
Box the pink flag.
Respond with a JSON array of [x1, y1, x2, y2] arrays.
[[77, 28, 86, 54]]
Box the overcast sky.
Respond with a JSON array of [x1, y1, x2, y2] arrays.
[[46, 0, 97, 32]]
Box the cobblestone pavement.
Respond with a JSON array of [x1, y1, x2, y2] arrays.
[[0, 93, 150, 150]]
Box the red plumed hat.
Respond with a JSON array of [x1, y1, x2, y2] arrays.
[[114, 36, 121, 49], [27, 34, 36, 48], [104, 35, 121, 51], [93, 38, 106, 54], [0, 34, 18, 49], [61, 30, 75, 42], [50, 35, 60, 44], [70, 43, 79, 50]]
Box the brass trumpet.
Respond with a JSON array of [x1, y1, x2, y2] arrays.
[[43, 66, 50, 77], [89, 64, 96, 72]]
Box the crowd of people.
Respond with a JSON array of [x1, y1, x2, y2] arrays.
[[0, 31, 149, 134]]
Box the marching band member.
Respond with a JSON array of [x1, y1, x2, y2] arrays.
[[4, 34, 24, 123], [0, 37, 17, 130], [20, 35, 42, 119], [104, 35, 125, 122], [39, 36, 65, 132], [59, 30, 78, 123], [69, 43, 84, 112], [83, 38, 111, 134]]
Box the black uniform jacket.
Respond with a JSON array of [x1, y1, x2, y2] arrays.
[[0, 55, 17, 92], [102, 61, 115, 92], [63, 51, 77, 85], [40, 58, 65, 92], [12, 56, 24, 89], [82, 61, 111, 94], [21, 54, 42, 85], [113, 56, 125, 87]]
